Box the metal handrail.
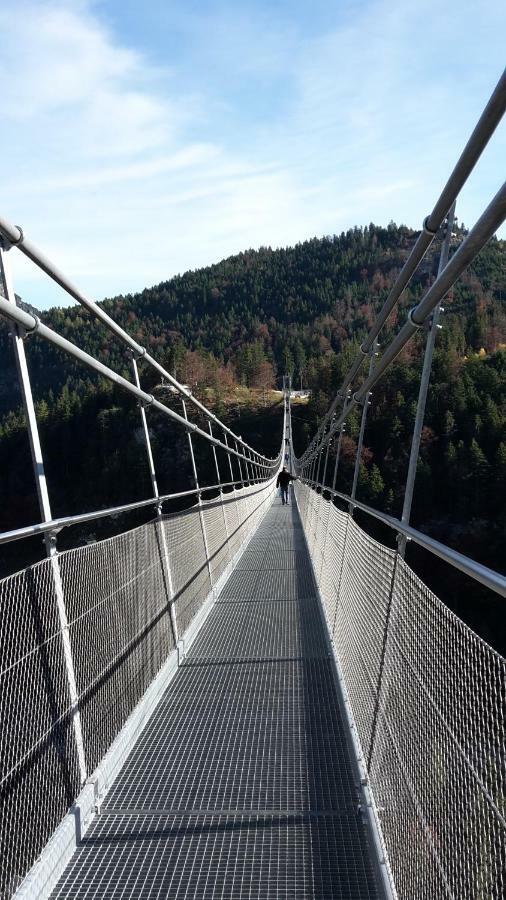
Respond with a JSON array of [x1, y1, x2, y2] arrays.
[[0, 214, 273, 466], [302, 178, 506, 462], [0, 296, 279, 473], [301, 477, 506, 599], [304, 67, 506, 458], [0, 475, 276, 547]]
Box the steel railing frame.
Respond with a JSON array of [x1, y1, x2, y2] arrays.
[[0, 292, 279, 474], [300, 476, 506, 598], [0, 216, 273, 468], [291, 405, 506, 900], [301, 177, 506, 465], [302, 67, 506, 462], [0, 477, 277, 547]]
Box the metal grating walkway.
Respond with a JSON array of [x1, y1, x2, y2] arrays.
[[50, 499, 381, 899]]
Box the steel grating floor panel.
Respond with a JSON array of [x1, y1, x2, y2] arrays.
[[50, 498, 381, 899]]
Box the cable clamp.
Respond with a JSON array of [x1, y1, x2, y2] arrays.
[[422, 216, 438, 237], [407, 307, 424, 329], [130, 346, 146, 360], [11, 225, 24, 246], [24, 313, 41, 337], [359, 343, 370, 356], [1, 225, 25, 250]]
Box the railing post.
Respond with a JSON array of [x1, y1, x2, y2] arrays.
[[398, 203, 456, 557], [319, 418, 347, 587], [366, 552, 400, 772], [349, 340, 378, 514], [130, 351, 178, 645], [234, 438, 248, 527], [0, 237, 87, 786], [315, 440, 325, 488], [208, 420, 229, 545], [223, 430, 235, 482], [251, 451, 258, 482], [320, 422, 332, 492], [222, 430, 241, 545], [309, 451, 317, 486], [308, 448, 320, 537], [331, 512, 351, 640], [234, 439, 245, 485], [182, 399, 213, 584], [244, 446, 252, 483]]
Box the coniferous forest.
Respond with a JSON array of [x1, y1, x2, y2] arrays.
[[0, 223, 505, 649]]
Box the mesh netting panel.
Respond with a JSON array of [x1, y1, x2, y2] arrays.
[[60, 519, 176, 773], [336, 517, 397, 763], [201, 499, 230, 585], [163, 506, 211, 637], [318, 501, 348, 628], [295, 482, 506, 899], [1, 481, 275, 896], [312, 493, 328, 586], [371, 557, 506, 900], [0, 560, 81, 898], [224, 491, 241, 558]]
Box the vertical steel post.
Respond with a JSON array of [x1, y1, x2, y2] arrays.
[[243, 447, 252, 483], [222, 430, 237, 549], [235, 439, 245, 485], [331, 420, 346, 493], [367, 554, 400, 772], [130, 352, 178, 644], [310, 447, 323, 538], [234, 439, 247, 531], [223, 431, 235, 483], [0, 238, 87, 785], [319, 417, 347, 588], [310, 451, 316, 485], [130, 351, 159, 499], [320, 420, 333, 492], [399, 203, 456, 557], [349, 340, 378, 514], [208, 420, 229, 545], [182, 400, 213, 584], [315, 439, 325, 488]]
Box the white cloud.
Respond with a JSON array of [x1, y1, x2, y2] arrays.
[[0, 0, 504, 310]]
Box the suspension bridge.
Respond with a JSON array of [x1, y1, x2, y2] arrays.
[[1, 69, 506, 900]]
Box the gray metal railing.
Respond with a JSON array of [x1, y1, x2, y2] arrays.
[[0, 222, 286, 899], [303, 66, 506, 463], [0, 62, 505, 900], [294, 474, 506, 900], [299, 475, 506, 598], [0, 477, 279, 899], [289, 67, 506, 899]]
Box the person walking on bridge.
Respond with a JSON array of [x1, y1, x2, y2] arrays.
[[277, 466, 296, 505]]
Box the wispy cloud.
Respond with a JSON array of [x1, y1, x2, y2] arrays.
[[1, 0, 504, 309]]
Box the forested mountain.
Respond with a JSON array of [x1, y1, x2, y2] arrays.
[[1, 222, 505, 417], [0, 223, 505, 646]]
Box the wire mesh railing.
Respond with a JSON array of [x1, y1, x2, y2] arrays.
[[295, 479, 506, 900], [0, 172, 285, 897], [0, 478, 276, 898]]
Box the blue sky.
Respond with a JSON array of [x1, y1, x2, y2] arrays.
[[1, 0, 505, 310]]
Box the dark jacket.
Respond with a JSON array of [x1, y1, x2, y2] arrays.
[[277, 470, 295, 488]]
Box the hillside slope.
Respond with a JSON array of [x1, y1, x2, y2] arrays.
[[0, 223, 505, 647]]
